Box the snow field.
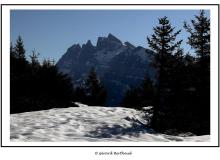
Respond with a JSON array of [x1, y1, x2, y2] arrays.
[[10, 103, 209, 142]]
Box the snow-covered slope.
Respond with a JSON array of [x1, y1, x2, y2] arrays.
[[10, 103, 209, 142]]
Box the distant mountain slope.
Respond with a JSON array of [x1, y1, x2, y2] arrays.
[[56, 34, 155, 106], [10, 103, 209, 142]]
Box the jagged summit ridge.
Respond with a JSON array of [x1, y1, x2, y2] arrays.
[[68, 33, 132, 50]]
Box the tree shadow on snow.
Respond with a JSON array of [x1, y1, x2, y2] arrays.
[[85, 119, 154, 139]]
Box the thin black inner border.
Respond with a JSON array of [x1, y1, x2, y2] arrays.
[[1, 3, 219, 148]]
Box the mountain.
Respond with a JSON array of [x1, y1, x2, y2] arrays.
[[56, 33, 155, 106]]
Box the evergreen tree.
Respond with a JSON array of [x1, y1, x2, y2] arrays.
[[121, 75, 156, 110], [14, 35, 26, 59], [10, 42, 17, 74], [10, 42, 16, 58], [184, 10, 210, 134], [140, 75, 156, 107], [12, 36, 28, 75], [74, 86, 87, 104], [147, 16, 182, 131], [84, 68, 107, 106], [38, 59, 74, 109], [30, 49, 40, 68], [10, 36, 30, 113], [10, 36, 76, 113], [121, 87, 142, 109], [184, 10, 210, 62]]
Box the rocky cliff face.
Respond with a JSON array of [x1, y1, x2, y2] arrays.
[[56, 33, 155, 106]]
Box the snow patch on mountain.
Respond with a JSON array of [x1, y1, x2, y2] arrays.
[[95, 47, 126, 64]]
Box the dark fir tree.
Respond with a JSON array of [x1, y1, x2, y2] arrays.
[[30, 49, 40, 68], [184, 10, 210, 62], [10, 42, 17, 112], [184, 10, 210, 134], [84, 68, 107, 106], [10, 36, 29, 113], [37, 59, 74, 109], [14, 35, 26, 59], [73, 86, 87, 104], [10, 42, 16, 59], [121, 75, 156, 110], [168, 47, 191, 131], [140, 75, 156, 107], [121, 87, 142, 109], [10, 36, 76, 113], [147, 16, 182, 131], [10, 42, 17, 75]]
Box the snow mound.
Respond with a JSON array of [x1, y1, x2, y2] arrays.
[[10, 104, 210, 142]]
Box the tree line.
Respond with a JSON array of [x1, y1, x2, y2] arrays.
[[122, 10, 210, 135], [10, 37, 106, 113]]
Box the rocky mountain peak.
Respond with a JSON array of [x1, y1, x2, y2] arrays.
[[96, 34, 122, 50], [82, 40, 94, 49], [86, 40, 93, 46], [107, 33, 122, 43]]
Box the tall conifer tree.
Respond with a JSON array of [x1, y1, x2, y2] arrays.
[[147, 16, 182, 131], [14, 35, 26, 59], [184, 10, 210, 134], [85, 68, 107, 106]]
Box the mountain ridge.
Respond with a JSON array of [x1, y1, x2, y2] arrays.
[[56, 33, 155, 106]]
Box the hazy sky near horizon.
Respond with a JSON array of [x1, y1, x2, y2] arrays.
[[11, 10, 210, 62]]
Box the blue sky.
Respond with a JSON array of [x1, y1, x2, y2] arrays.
[[10, 10, 210, 62]]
